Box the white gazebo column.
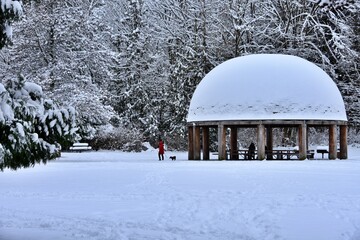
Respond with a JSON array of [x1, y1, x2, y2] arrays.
[[202, 126, 210, 160], [218, 124, 227, 160], [257, 124, 265, 160], [339, 125, 348, 159], [298, 123, 307, 160], [188, 126, 194, 160], [329, 125, 337, 159]]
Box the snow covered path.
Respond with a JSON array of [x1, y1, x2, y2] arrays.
[[1, 149, 360, 240]]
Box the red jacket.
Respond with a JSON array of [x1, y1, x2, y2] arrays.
[[158, 140, 164, 154]]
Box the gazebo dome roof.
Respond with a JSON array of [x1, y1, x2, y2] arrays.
[[187, 54, 347, 123]]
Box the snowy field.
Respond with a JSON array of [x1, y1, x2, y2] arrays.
[[1, 147, 360, 240]]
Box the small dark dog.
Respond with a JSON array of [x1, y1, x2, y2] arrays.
[[169, 156, 176, 161]]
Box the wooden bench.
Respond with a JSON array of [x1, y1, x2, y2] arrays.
[[316, 146, 341, 159], [267, 149, 315, 160], [69, 143, 92, 152], [238, 149, 256, 160], [212, 150, 255, 160], [266, 150, 298, 160], [316, 146, 328, 159]]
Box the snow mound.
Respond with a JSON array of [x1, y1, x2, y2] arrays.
[[187, 54, 347, 122]]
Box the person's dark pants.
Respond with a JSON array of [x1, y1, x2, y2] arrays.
[[159, 153, 164, 160]]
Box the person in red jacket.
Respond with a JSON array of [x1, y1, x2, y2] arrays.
[[158, 138, 165, 161]]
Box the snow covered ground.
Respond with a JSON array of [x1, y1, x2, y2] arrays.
[[1, 147, 360, 240]]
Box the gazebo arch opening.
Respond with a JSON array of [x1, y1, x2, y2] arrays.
[[187, 54, 348, 160]]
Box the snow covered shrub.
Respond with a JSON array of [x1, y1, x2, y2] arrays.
[[0, 76, 77, 170], [123, 140, 146, 152], [89, 125, 144, 151]]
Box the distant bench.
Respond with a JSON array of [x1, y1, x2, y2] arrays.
[[69, 143, 92, 152]]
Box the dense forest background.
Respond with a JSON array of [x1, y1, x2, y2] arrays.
[[1, 0, 360, 151]]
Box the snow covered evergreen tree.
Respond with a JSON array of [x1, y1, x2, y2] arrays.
[[310, 0, 360, 127], [148, 0, 217, 147], [111, 0, 159, 141], [0, 0, 23, 48], [0, 75, 78, 170], [312, 0, 358, 11], [1, 0, 118, 140], [216, 0, 258, 57], [0, 1, 79, 170]]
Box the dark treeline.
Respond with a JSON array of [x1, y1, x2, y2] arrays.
[[1, 0, 360, 151]]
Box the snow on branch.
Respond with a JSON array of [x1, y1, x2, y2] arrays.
[[0, 0, 23, 47], [309, 0, 359, 12]]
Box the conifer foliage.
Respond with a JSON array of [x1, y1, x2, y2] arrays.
[[0, 0, 22, 48], [0, 75, 78, 170], [0, 1, 78, 170]]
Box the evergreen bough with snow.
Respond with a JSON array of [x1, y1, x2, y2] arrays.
[[0, 0, 23, 48], [0, 1, 78, 170], [0, 76, 78, 170]]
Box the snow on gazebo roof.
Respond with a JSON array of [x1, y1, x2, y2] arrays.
[[187, 54, 347, 123]]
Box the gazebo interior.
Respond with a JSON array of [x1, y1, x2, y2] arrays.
[[187, 121, 347, 160]]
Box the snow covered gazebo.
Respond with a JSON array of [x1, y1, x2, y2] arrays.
[[187, 54, 348, 160]]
